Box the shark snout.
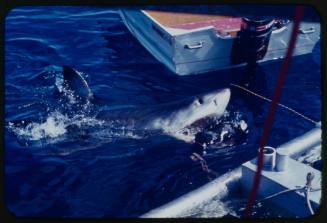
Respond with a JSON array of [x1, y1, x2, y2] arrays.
[[211, 88, 231, 107], [219, 88, 231, 97]]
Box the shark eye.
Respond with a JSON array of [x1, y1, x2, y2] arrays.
[[198, 98, 204, 105]]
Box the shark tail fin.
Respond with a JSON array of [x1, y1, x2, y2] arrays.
[[62, 65, 93, 101]]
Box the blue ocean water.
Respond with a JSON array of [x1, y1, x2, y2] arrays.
[[4, 6, 321, 218]]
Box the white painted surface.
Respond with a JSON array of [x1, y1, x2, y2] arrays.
[[277, 127, 321, 159], [242, 157, 321, 217], [141, 168, 241, 218]]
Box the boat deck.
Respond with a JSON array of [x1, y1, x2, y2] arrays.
[[141, 126, 322, 218], [145, 10, 242, 36]]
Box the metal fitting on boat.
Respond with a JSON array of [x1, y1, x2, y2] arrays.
[[261, 146, 276, 171], [232, 17, 274, 65], [275, 150, 289, 172]]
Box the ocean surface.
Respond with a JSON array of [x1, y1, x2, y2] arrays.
[[4, 6, 321, 218]]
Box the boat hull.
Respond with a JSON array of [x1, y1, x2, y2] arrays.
[[120, 9, 320, 75]]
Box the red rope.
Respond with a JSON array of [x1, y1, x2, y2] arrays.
[[244, 6, 305, 217]]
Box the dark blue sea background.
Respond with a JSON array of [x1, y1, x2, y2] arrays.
[[4, 6, 321, 218]]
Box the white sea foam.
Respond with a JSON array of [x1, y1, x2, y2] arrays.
[[9, 112, 68, 141], [8, 111, 104, 141], [239, 120, 248, 132]]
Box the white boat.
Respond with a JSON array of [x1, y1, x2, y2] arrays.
[[119, 10, 320, 75], [141, 124, 322, 218]]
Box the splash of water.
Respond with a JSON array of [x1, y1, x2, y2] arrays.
[[8, 111, 104, 142], [8, 112, 67, 141]]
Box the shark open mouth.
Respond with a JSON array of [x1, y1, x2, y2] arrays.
[[172, 110, 249, 150]]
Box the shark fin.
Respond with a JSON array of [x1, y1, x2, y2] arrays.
[[62, 65, 93, 101]]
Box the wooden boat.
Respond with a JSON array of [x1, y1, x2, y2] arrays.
[[119, 10, 320, 75]]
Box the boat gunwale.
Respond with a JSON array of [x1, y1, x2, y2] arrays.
[[142, 10, 239, 38]]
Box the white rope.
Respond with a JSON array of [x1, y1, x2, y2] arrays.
[[310, 188, 321, 192], [305, 189, 315, 215], [257, 188, 299, 203], [230, 83, 319, 125]]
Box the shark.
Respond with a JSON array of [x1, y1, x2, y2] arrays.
[[62, 66, 231, 142]]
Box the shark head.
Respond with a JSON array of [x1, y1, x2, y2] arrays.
[[152, 88, 231, 131]]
